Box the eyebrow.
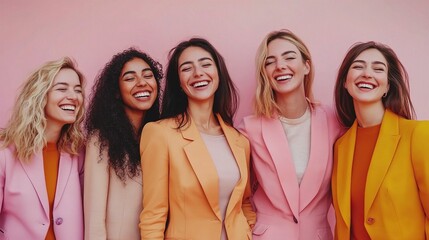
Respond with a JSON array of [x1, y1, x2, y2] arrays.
[[352, 59, 387, 67], [121, 68, 152, 78], [266, 50, 297, 60], [179, 57, 213, 69], [53, 82, 82, 88]]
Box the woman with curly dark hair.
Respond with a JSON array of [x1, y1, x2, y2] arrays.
[[83, 48, 162, 240]]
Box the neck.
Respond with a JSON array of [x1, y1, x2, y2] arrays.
[[354, 101, 385, 127], [187, 100, 221, 134], [125, 109, 145, 134], [44, 123, 62, 144], [276, 92, 309, 119]]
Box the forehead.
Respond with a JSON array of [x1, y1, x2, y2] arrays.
[[53, 68, 80, 84], [178, 46, 213, 63], [354, 48, 387, 63], [267, 38, 300, 55], [122, 58, 150, 71]]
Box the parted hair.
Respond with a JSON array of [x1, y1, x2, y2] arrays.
[[254, 29, 315, 117], [0, 57, 85, 163], [334, 41, 416, 127], [85, 48, 163, 181], [161, 37, 238, 128]]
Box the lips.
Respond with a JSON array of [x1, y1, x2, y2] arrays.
[[133, 91, 150, 98], [60, 104, 76, 111], [191, 80, 209, 88], [356, 82, 375, 89], [275, 74, 292, 81]]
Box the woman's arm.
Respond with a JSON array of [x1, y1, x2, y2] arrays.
[[84, 135, 110, 240], [139, 123, 169, 240]]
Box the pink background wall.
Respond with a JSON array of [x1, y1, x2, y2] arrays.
[[1, 0, 429, 127]]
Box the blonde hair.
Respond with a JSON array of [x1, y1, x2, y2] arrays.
[[0, 57, 85, 163], [254, 29, 315, 117]]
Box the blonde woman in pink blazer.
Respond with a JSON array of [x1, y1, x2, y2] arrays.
[[239, 29, 342, 240], [0, 57, 85, 239]]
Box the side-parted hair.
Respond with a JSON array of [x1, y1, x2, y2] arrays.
[[334, 41, 416, 127], [0, 57, 85, 163], [85, 48, 163, 181], [161, 37, 238, 128], [255, 29, 315, 117]]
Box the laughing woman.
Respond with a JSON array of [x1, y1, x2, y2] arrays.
[[0, 57, 85, 239], [139, 38, 256, 239], [332, 41, 429, 239], [84, 48, 162, 240]]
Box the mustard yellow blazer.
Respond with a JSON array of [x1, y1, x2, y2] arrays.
[[139, 114, 256, 240], [332, 110, 429, 239]]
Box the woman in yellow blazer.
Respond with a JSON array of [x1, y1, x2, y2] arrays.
[[139, 38, 256, 239], [332, 41, 429, 239]]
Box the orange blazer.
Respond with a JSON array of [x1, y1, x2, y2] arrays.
[[139, 114, 256, 240], [332, 110, 429, 239]]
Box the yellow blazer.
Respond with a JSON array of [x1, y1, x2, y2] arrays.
[[139, 114, 256, 240], [332, 110, 429, 239]]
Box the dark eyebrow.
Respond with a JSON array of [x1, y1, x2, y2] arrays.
[[121, 71, 136, 78], [179, 57, 213, 69], [266, 50, 297, 60], [352, 59, 387, 67], [53, 82, 82, 88]]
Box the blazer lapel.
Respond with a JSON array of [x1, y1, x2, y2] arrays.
[[54, 152, 73, 208], [299, 108, 330, 211], [20, 152, 49, 217], [182, 119, 221, 220], [218, 116, 247, 218], [262, 115, 300, 217], [336, 121, 357, 229], [364, 110, 400, 214]]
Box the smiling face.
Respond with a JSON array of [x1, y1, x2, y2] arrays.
[[45, 68, 83, 128], [178, 46, 219, 104], [264, 38, 310, 98], [119, 57, 158, 119], [345, 48, 389, 105]]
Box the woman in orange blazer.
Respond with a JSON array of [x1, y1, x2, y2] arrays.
[[332, 41, 429, 239], [139, 38, 256, 239]]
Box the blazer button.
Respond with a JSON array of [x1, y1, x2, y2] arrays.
[[366, 218, 375, 225], [55, 217, 63, 225]]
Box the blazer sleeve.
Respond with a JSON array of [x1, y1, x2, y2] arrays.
[[0, 149, 6, 212], [241, 135, 257, 226], [411, 121, 429, 238], [139, 122, 169, 239], [84, 135, 110, 240], [237, 119, 259, 194]]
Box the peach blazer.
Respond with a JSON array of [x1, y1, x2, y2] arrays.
[[139, 114, 256, 240], [84, 134, 142, 240], [0, 144, 84, 240], [332, 110, 429, 239], [239, 105, 342, 240]]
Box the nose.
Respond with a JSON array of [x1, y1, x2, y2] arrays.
[[362, 67, 373, 78], [136, 76, 148, 87], [275, 59, 287, 70], [67, 90, 78, 100], [193, 66, 204, 77]]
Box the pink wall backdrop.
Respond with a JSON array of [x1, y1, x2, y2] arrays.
[[1, 0, 429, 127]]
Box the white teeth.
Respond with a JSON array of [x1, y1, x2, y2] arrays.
[[357, 83, 374, 89], [192, 81, 209, 88], [276, 75, 292, 81], [60, 105, 75, 111], [134, 91, 150, 98]]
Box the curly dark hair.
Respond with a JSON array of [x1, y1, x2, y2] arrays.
[[85, 47, 163, 181], [161, 38, 238, 128]]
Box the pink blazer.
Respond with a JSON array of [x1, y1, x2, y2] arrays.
[[239, 105, 342, 240], [0, 144, 84, 240]]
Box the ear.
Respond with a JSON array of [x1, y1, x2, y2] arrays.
[[304, 60, 310, 75]]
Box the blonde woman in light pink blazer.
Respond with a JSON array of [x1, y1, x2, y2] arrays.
[[239, 29, 342, 240], [0, 57, 85, 239]]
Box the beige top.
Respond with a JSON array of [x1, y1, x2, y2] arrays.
[[84, 134, 142, 240]]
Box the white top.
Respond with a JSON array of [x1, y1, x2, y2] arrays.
[[279, 107, 311, 185], [200, 132, 240, 240]]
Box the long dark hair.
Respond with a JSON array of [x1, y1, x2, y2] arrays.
[[161, 38, 238, 128], [85, 48, 163, 181], [334, 41, 415, 127]]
